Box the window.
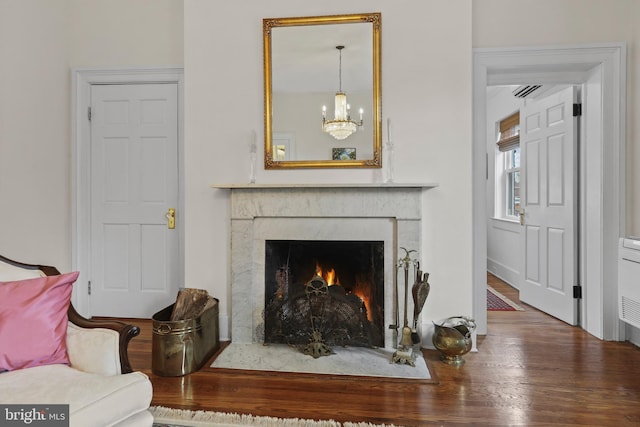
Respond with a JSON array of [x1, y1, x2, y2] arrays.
[[272, 133, 296, 161], [496, 112, 520, 220], [504, 147, 520, 217]]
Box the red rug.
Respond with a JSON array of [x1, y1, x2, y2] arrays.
[[487, 286, 523, 311]]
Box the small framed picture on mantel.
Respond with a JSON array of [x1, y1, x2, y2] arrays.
[[332, 148, 356, 161]]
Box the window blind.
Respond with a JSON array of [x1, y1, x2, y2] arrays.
[[497, 112, 520, 152]]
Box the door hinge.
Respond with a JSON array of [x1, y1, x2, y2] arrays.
[[573, 103, 582, 117], [486, 153, 489, 180], [88, 107, 92, 121], [88, 280, 92, 295], [573, 285, 582, 299]]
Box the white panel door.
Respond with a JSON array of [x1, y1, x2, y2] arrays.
[[90, 83, 179, 317], [520, 86, 578, 325]]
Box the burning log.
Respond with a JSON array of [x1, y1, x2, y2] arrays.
[[264, 275, 375, 353], [275, 266, 289, 300], [264, 241, 387, 354]]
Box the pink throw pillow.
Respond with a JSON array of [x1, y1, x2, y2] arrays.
[[0, 271, 79, 371]]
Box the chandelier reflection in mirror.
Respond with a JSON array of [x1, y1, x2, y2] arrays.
[[322, 46, 364, 140]]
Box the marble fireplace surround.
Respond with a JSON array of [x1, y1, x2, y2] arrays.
[[213, 183, 437, 351]]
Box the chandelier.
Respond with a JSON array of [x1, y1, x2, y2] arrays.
[[322, 46, 363, 140]]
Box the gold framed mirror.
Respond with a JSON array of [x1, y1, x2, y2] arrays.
[[263, 13, 381, 169]]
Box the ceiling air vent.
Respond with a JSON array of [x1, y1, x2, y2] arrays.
[[512, 85, 542, 98]]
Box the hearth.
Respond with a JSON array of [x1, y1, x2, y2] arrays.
[[214, 183, 436, 351], [264, 240, 384, 353]]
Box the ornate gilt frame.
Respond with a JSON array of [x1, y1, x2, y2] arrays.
[[263, 13, 382, 169]]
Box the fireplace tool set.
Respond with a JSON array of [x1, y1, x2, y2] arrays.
[[391, 247, 430, 366]]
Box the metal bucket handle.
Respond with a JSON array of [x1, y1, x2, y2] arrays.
[[156, 323, 172, 334]]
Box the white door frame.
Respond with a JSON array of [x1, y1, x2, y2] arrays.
[[71, 67, 185, 317], [473, 44, 626, 339]]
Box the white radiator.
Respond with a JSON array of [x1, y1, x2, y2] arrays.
[[619, 238, 640, 328]]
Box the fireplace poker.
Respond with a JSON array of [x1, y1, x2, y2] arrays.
[[400, 255, 413, 348], [393, 248, 418, 366], [389, 262, 399, 346]]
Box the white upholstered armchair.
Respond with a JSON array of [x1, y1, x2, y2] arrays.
[[0, 255, 153, 427]]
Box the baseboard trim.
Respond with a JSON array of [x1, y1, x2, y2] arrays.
[[487, 258, 519, 289], [626, 324, 640, 348], [219, 314, 230, 341]]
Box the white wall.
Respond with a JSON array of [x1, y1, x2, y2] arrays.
[[632, 1, 640, 238], [473, 0, 639, 236], [627, 6, 640, 346], [0, 0, 183, 272], [1, 0, 637, 343], [184, 0, 473, 339], [486, 87, 523, 286], [68, 0, 183, 68], [0, 1, 73, 270]]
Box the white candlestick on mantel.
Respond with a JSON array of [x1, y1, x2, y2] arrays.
[[385, 118, 394, 183], [249, 130, 257, 184]]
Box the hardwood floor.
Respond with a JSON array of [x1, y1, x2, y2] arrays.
[[123, 274, 640, 426]]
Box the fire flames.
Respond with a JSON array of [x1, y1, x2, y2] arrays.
[[353, 276, 374, 322], [315, 263, 373, 321], [316, 263, 338, 286]]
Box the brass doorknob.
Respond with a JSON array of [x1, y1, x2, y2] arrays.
[[166, 208, 176, 229]]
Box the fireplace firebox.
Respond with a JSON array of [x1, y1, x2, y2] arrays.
[[264, 240, 384, 354]]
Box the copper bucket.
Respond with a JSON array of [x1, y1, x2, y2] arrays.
[[432, 316, 476, 366]]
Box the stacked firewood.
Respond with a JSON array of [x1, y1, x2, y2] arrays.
[[170, 288, 216, 321]]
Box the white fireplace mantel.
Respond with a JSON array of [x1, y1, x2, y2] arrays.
[[213, 182, 438, 350], [211, 182, 438, 190]]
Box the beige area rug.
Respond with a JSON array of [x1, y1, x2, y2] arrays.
[[210, 343, 431, 380], [151, 406, 404, 427]]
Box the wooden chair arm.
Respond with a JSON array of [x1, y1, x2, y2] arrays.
[[0, 254, 139, 374]]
